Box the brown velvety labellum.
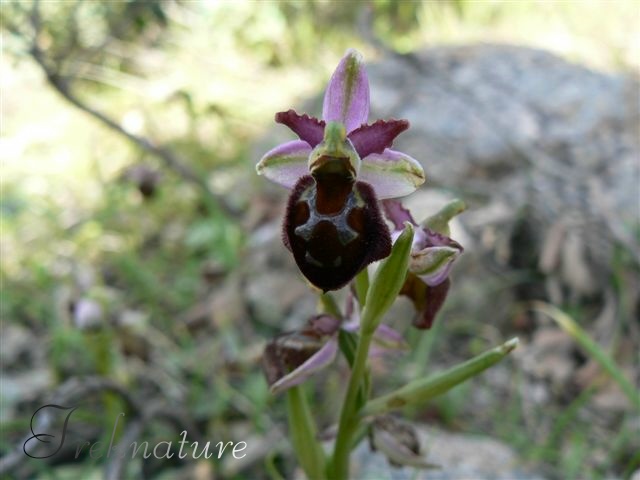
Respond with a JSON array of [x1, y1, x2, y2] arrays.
[[283, 175, 391, 292]]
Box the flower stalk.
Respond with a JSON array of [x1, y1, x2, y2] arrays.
[[330, 223, 414, 479]]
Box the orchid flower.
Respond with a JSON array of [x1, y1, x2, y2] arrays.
[[383, 199, 464, 329], [262, 297, 408, 395], [257, 49, 425, 291]]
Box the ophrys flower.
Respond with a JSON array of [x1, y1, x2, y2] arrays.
[[257, 50, 425, 291]]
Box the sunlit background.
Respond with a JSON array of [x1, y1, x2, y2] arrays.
[[2, 1, 639, 479]]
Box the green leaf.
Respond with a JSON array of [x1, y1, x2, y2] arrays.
[[360, 223, 413, 335], [286, 386, 326, 479], [362, 337, 519, 417]]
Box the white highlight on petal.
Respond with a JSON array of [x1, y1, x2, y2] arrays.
[[256, 140, 311, 189], [359, 149, 425, 199]]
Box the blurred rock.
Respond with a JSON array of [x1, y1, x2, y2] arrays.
[[0, 324, 35, 371], [349, 425, 546, 480], [1, 369, 52, 421], [365, 45, 638, 303], [519, 327, 576, 389], [250, 44, 639, 321], [246, 271, 309, 327]]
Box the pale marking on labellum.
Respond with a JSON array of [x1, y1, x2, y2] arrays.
[[294, 185, 363, 247]]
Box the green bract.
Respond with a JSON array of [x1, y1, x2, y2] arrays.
[[362, 338, 519, 416], [361, 223, 414, 335]]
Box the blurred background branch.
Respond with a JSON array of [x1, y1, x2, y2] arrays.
[[5, 0, 236, 217]]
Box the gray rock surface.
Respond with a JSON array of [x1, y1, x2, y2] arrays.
[[253, 44, 639, 303], [349, 426, 546, 480], [365, 45, 639, 299]]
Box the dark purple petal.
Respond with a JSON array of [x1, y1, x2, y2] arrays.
[[419, 226, 464, 250], [275, 109, 325, 147], [283, 176, 391, 291], [416, 278, 450, 330], [348, 119, 409, 159], [322, 49, 370, 133], [383, 199, 417, 230], [400, 275, 451, 330]]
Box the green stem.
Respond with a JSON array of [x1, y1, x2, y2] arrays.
[[319, 293, 341, 318], [329, 224, 414, 478], [354, 268, 369, 308], [330, 329, 374, 479], [286, 386, 326, 480]]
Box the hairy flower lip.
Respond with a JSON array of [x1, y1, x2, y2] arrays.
[[283, 175, 391, 292]]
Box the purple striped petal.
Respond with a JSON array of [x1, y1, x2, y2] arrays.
[[256, 140, 311, 189], [359, 149, 425, 199], [322, 49, 370, 133], [414, 226, 461, 250], [382, 199, 417, 231], [411, 246, 461, 286], [269, 339, 338, 395], [348, 119, 409, 158], [275, 110, 325, 147]]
